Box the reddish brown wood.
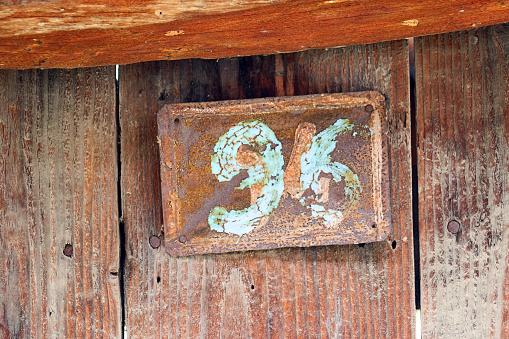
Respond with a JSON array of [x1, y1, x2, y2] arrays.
[[1, 0, 509, 69], [416, 24, 509, 338], [120, 40, 413, 337], [0, 67, 120, 338]]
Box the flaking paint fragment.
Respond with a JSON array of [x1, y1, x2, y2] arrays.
[[298, 119, 362, 225], [209, 120, 284, 236]]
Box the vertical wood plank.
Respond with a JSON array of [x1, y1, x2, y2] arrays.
[[0, 67, 120, 338], [121, 40, 413, 338], [416, 24, 509, 338]]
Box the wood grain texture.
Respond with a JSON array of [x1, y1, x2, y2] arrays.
[[120, 41, 414, 337], [0, 67, 121, 338], [1, 0, 509, 69], [416, 24, 509, 338]]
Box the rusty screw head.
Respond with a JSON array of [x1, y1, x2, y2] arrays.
[[63, 244, 73, 257], [447, 220, 461, 234], [178, 235, 187, 243], [365, 104, 374, 112], [149, 235, 161, 249]]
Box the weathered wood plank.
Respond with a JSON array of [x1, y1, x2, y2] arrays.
[[121, 40, 413, 337], [0, 67, 120, 338], [416, 24, 509, 338], [1, 0, 509, 69]]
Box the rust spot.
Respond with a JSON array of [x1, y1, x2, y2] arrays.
[[284, 122, 316, 197]]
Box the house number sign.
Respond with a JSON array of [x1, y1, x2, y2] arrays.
[[157, 92, 391, 256]]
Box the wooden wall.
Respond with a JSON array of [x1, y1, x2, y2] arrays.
[[0, 68, 121, 337], [119, 41, 414, 338], [1, 23, 508, 339], [416, 24, 509, 338]]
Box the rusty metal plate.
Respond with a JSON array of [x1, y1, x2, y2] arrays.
[[157, 92, 391, 256]]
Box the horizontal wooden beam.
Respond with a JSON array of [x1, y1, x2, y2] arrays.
[[1, 0, 508, 69]]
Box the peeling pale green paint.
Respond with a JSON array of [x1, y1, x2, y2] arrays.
[[209, 120, 284, 236], [299, 119, 362, 226], [209, 118, 363, 237], [309, 204, 343, 225]]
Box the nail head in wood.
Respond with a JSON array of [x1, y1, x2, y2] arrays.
[[447, 220, 461, 234], [149, 235, 161, 249]]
